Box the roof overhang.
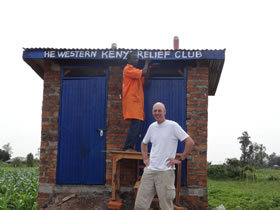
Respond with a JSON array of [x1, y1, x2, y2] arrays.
[[23, 48, 225, 95]]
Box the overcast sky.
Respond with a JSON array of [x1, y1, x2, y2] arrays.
[[0, 0, 279, 163]]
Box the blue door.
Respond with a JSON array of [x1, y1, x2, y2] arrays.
[[136, 69, 187, 184], [57, 75, 107, 184]]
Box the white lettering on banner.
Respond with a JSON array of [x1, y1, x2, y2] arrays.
[[116, 51, 123, 59], [182, 51, 188, 58], [188, 51, 195, 58], [43, 50, 204, 59], [158, 51, 163, 58], [144, 51, 149, 58], [164, 51, 170, 58], [175, 51, 181, 58], [44, 51, 55, 58], [91, 51, 97, 57], [109, 51, 115, 59], [102, 51, 108, 58], [57, 51, 67, 58], [196, 51, 202, 58], [85, 51, 90, 57], [137, 51, 144, 59], [123, 51, 130, 59]]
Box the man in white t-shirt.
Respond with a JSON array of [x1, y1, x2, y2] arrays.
[[134, 102, 195, 210]]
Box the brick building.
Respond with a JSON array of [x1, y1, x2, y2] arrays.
[[23, 39, 225, 209]]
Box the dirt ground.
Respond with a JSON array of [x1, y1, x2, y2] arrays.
[[41, 192, 136, 210], [41, 192, 188, 210]]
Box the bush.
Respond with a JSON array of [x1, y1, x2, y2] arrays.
[[0, 149, 10, 161], [208, 165, 228, 179], [12, 158, 22, 168], [26, 153, 34, 167]]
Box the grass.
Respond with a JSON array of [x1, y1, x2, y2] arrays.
[[1, 164, 279, 209], [0, 167, 38, 210], [208, 168, 280, 210]]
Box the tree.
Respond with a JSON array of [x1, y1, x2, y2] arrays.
[[254, 144, 267, 167], [268, 152, 280, 167], [26, 153, 34, 167], [2, 143, 12, 155], [238, 132, 268, 168], [12, 158, 22, 167], [238, 131, 252, 166], [0, 149, 11, 161]]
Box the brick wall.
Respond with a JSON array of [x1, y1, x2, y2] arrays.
[[37, 61, 60, 207], [106, 66, 137, 186], [185, 61, 209, 209]]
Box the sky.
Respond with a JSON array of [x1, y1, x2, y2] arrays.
[[0, 0, 279, 163]]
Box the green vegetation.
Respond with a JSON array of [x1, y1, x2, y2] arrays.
[[208, 168, 280, 209], [0, 167, 38, 210]]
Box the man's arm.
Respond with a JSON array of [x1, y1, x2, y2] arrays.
[[180, 136, 195, 161], [167, 136, 195, 167], [142, 58, 151, 84], [141, 142, 150, 166]]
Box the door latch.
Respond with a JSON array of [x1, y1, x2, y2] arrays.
[[96, 129, 106, 137]]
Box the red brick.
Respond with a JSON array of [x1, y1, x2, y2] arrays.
[[195, 169, 207, 175], [197, 69, 208, 74], [187, 162, 196, 167], [39, 178, 47, 183], [200, 163, 208, 168], [188, 175, 197, 180], [41, 142, 48, 147], [196, 120, 207, 125], [198, 181, 207, 186], [187, 196, 198, 201], [187, 126, 197, 131], [195, 156, 207, 162], [46, 172, 56, 177], [187, 88, 198, 92], [38, 193, 49, 198], [195, 144, 207, 150], [38, 199, 47, 205], [48, 154, 57, 159], [201, 202, 208, 207], [47, 179, 56, 183], [108, 199, 123, 209]]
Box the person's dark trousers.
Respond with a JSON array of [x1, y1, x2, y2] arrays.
[[123, 119, 143, 151]]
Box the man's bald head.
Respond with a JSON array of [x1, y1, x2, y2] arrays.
[[152, 102, 166, 111], [152, 102, 166, 124]]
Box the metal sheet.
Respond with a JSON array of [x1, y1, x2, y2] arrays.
[[57, 77, 107, 184]]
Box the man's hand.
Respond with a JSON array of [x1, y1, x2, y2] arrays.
[[167, 158, 182, 167], [144, 158, 150, 167], [145, 57, 151, 65]]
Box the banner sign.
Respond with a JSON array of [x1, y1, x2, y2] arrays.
[[23, 49, 225, 60]]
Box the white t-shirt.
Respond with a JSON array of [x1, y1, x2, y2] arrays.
[[142, 120, 189, 171]]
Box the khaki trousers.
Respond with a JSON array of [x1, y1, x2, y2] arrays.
[[134, 168, 176, 210]]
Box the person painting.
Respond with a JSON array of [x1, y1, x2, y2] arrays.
[[134, 102, 195, 210], [122, 52, 151, 152]]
